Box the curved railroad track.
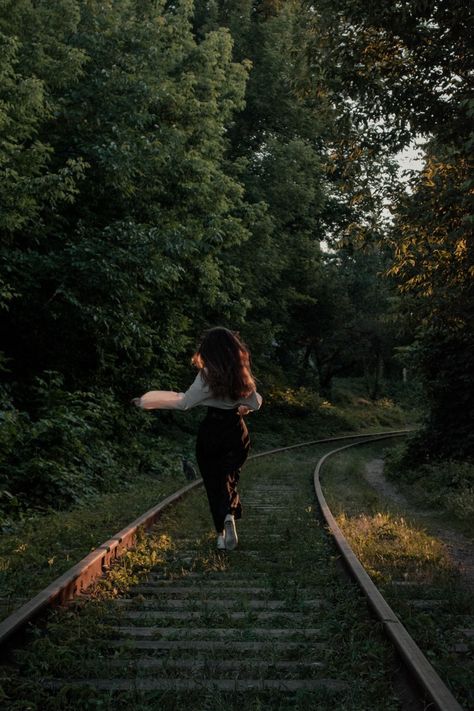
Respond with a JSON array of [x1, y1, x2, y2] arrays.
[[0, 429, 468, 710]]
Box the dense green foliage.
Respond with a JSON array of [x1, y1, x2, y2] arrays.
[[0, 0, 471, 520]]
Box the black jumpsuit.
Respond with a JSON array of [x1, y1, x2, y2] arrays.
[[196, 406, 250, 533], [138, 370, 260, 532]]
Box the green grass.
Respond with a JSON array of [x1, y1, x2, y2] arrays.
[[383, 445, 474, 537], [320, 445, 452, 582]]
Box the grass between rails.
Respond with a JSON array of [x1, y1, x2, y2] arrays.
[[1, 446, 405, 711], [321, 442, 474, 708]]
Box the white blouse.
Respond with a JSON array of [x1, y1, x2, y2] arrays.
[[138, 370, 263, 412]]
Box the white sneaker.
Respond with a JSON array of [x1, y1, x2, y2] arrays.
[[216, 533, 226, 550], [224, 514, 238, 551]]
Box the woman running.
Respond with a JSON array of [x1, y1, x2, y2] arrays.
[[132, 327, 262, 551]]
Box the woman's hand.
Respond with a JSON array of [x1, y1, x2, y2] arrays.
[[131, 397, 142, 408], [238, 405, 250, 416]]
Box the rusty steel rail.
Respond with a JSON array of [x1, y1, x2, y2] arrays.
[[314, 436, 464, 711], [0, 428, 410, 649], [0, 480, 202, 647], [250, 428, 413, 460]]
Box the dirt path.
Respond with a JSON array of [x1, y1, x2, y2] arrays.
[[364, 458, 474, 587]]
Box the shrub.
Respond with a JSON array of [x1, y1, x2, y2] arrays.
[[265, 386, 323, 417], [385, 445, 474, 521], [0, 373, 180, 524]]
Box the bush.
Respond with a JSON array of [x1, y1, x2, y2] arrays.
[[0, 373, 181, 524], [385, 445, 474, 521], [264, 386, 323, 417]]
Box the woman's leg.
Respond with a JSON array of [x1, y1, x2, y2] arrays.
[[197, 461, 244, 533], [196, 413, 249, 533], [199, 464, 230, 533], [226, 468, 242, 520]]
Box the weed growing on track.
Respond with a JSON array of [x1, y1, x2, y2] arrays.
[[1, 445, 405, 711], [337, 511, 452, 583], [323, 444, 473, 708]]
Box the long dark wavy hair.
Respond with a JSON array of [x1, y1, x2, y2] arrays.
[[192, 327, 256, 400]]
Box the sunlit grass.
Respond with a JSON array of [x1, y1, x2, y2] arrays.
[[336, 511, 454, 584], [89, 531, 175, 600]]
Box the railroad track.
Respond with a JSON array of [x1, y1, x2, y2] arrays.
[[0, 430, 469, 710]]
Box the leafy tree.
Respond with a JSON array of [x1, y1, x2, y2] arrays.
[[280, 246, 399, 398], [302, 0, 473, 459], [389, 147, 474, 460], [0, 2, 87, 314], [0, 0, 424, 519], [193, 1, 331, 368], [1, 0, 251, 398]]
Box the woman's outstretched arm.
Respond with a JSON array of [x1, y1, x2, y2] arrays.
[[133, 371, 208, 411], [132, 372, 263, 412]]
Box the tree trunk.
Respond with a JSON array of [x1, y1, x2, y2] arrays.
[[296, 344, 313, 387], [319, 370, 333, 400], [363, 353, 384, 400]]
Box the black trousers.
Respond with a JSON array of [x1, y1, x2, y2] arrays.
[[196, 406, 250, 533]]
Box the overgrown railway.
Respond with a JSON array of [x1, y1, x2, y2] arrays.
[[0, 431, 469, 710]]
